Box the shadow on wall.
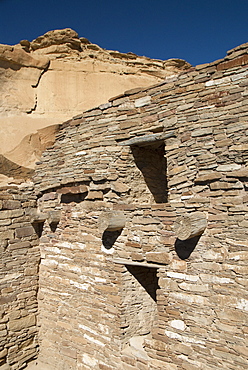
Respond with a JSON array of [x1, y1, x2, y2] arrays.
[[175, 235, 201, 260], [131, 143, 167, 203], [126, 265, 159, 302], [32, 221, 44, 238], [61, 193, 87, 203], [102, 229, 122, 249]]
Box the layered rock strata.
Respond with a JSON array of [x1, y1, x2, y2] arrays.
[[0, 28, 190, 173]]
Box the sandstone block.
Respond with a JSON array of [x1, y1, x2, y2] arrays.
[[8, 241, 30, 250], [217, 164, 241, 172], [0, 229, 14, 240], [168, 175, 188, 187], [134, 96, 151, 108], [0, 209, 23, 219], [1, 200, 21, 210], [8, 315, 36, 332], [131, 252, 144, 261], [146, 252, 172, 264], [0, 348, 7, 359], [191, 128, 212, 137], [194, 172, 222, 183], [0, 329, 7, 337], [0, 364, 10, 370], [230, 143, 248, 151], [57, 186, 79, 194], [226, 167, 248, 177], [111, 181, 130, 193], [179, 282, 209, 292], [86, 191, 103, 200], [15, 226, 34, 238]]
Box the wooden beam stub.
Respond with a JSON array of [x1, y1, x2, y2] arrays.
[[47, 210, 61, 225], [174, 212, 207, 240], [28, 209, 47, 223], [98, 210, 126, 232]]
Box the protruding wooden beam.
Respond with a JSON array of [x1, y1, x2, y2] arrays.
[[174, 212, 207, 240], [98, 210, 126, 232], [28, 209, 47, 223], [47, 210, 61, 225], [27, 209, 61, 225]]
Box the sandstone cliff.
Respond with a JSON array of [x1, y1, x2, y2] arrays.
[[0, 28, 191, 178]]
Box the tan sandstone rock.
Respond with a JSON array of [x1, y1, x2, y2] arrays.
[[0, 28, 190, 177]]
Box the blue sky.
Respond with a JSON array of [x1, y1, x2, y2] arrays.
[[0, 0, 247, 66]]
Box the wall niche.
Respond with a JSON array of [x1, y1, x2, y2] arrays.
[[131, 142, 167, 203]]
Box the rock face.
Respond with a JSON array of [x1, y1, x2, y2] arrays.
[[0, 28, 190, 173], [5, 124, 60, 169]]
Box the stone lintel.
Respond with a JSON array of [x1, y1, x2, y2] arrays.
[[113, 258, 162, 268], [118, 131, 175, 147]]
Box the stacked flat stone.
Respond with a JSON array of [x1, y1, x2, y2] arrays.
[[31, 42, 248, 370], [1, 41, 248, 369], [0, 185, 39, 370]]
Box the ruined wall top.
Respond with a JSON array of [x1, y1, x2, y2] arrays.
[[0, 28, 191, 175], [32, 40, 248, 370], [34, 41, 248, 193]]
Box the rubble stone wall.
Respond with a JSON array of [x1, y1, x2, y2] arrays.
[[32, 42, 248, 369], [0, 185, 40, 370]]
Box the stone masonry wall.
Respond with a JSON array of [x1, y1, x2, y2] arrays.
[[0, 184, 40, 370], [34, 42, 248, 369]]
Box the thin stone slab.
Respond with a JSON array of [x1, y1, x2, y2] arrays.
[[118, 131, 175, 146]]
